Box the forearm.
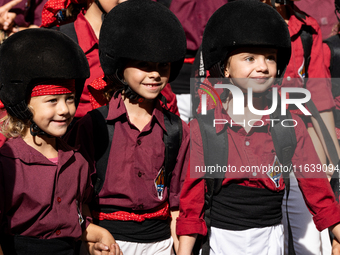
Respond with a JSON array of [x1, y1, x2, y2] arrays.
[[177, 234, 197, 255], [170, 209, 179, 253]]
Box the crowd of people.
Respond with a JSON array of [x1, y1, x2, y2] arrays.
[[0, 0, 340, 255]]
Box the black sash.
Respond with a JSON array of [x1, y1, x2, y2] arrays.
[[93, 205, 170, 243], [211, 183, 284, 230], [1, 234, 76, 255]]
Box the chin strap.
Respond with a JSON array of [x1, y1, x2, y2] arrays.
[[29, 120, 53, 138], [111, 70, 146, 103]]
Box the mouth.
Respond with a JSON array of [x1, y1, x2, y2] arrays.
[[250, 77, 271, 84], [143, 83, 162, 87]]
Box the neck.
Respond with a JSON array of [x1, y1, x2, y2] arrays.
[[22, 128, 58, 158], [123, 95, 155, 131], [84, 3, 103, 39]]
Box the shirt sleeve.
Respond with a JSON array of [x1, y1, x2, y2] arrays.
[[292, 113, 340, 231], [176, 119, 207, 236]]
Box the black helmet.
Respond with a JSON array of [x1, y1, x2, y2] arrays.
[[0, 28, 90, 120], [202, 0, 291, 78], [99, 0, 186, 84]]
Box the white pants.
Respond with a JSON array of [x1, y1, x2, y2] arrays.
[[176, 94, 192, 124], [282, 172, 331, 255], [116, 237, 174, 255], [206, 225, 284, 255]]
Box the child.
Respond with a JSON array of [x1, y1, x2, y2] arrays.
[[0, 29, 121, 255], [65, 0, 189, 254], [176, 1, 340, 255], [40, 0, 180, 119], [261, 1, 338, 254]]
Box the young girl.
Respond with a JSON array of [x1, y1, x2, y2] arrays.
[[65, 1, 189, 254], [0, 29, 121, 255], [177, 1, 340, 255]]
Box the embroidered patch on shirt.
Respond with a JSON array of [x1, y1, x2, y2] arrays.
[[267, 155, 282, 188], [154, 166, 165, 200], [298, 58, 306, 79], [76, 200, 84, 225]]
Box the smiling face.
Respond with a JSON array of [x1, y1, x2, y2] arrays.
[[28, 93, 76, 137], [123, 60, 171, 101], [224, 47, 278, 94]]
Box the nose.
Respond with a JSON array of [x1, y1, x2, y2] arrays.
[[57, 100, 70, 116], [148, 63, 161, 79], [256, 58, 269, 73]]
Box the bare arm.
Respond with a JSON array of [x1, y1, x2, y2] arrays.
[[177, 234, 197, 255], [170, 209, 179, 253]]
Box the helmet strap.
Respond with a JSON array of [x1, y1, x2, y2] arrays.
[[112, 70, 145, 103], [95, 0, 107, 15], [29, 120, 53, 138]]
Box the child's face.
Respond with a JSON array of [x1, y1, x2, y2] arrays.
[[99, 0, 127, 15], [28, 93, 76, 137], [123, 60, 171, 100], [224, 47, 277, 94]]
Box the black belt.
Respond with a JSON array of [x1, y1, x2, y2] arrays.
[[211, 183, 284, 230], [1, 234, 76, 255]]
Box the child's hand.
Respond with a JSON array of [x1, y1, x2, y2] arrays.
[[87, 242, 122, 255]]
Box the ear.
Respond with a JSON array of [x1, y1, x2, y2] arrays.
[[224, 68, 230, 78]]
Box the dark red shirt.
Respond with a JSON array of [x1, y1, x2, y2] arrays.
[[177, 103, 340, 236], [0, 137, 92, 239], [283, 10, 334, 112], [168, 0, 228, 52], [73, 12, 100, 118], [66, 94, 189, 211]]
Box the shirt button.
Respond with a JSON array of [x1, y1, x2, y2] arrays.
[[245, 141, 250, 146], [287, 76, 291, 81], [138, 171, 142, 177], [252, 172, 257, 177], [138, 204, 144, 209], [56, 230, 61, 236], [57, 197, 61, 203], [137, 140, 141, 145]]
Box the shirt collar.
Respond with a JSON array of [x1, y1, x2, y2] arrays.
[[74, 12, 98, 54], [106, 93, 167, 132]]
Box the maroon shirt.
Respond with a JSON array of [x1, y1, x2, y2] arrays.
[[177, 103, 340, 236], [0, 0, 47, 27], [0, 137, 92, 239], [66, 94, 189, 211], [168, 0, 228, 52]]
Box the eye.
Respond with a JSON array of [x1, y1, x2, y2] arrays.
[[266, 55, 277, 62], [136, 61, 149, 68], [48, 98, 57, 103], [245, 56, 254, 62], [66, 94, 75, 103], [159, 62, 170, 68]]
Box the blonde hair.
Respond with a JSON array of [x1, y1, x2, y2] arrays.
[[0, 111, 29, 139]]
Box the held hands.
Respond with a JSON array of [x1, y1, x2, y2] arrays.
[[82, 222, 123, 255], [0, 0, 21, 31], [88, 241, 122, 255]]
